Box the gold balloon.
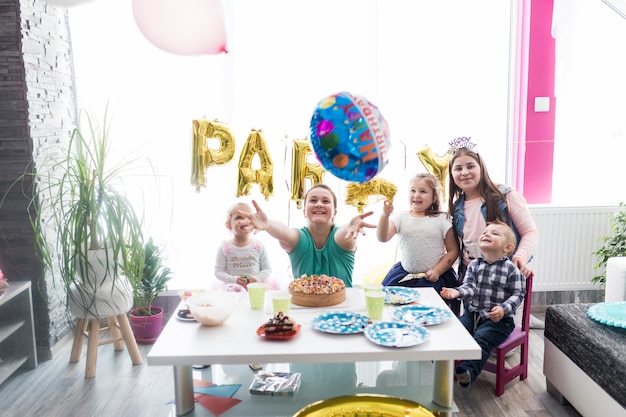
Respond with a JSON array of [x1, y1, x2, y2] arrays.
[[345, 178, 398, 213], [191, 119, 236, 192], [417, 146, 450, 199], [291, 139, 325, 209], [237, 130, 274, 200]]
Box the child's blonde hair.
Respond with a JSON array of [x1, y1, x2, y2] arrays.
[[487, 220, 517, 255], [411, 173, 443, 216], [225, 201, 252, 221]]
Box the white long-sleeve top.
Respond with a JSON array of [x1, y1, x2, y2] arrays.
[[214, 239, 272, 283]]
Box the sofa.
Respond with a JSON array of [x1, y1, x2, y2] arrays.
[[543, 257, 626, 417]]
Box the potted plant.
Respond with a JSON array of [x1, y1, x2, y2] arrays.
[[27, 106, 145, 320], [592, 202, 626, 286], [127, 237, 173, 343]]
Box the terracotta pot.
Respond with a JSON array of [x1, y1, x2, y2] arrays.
[[130, 306, 164, 343]]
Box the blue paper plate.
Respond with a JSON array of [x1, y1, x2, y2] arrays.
[[311, 311, 372, 334], [382, 287, 420, 305], [392, 305, 453, 326], [587, 301, 626, 329], [364, 322, 429, 348]]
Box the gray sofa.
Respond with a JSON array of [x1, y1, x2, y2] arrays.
[[544, 256, 626, 416], [544, 303, 626, 416]]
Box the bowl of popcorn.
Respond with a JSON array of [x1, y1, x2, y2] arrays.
[[187, 291, 244, 326]]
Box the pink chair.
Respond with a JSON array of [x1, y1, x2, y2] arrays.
[[483, 272, 534, 396]]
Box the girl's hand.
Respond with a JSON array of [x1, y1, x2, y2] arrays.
[[425, 269, 439, 283], [236, 276, 249, 288], [512, 257, 532, 277], [382, 200, 394, 217], [344, 211, 376, 240], [487, 305, 505, 322], [440, 288, 460, 299]]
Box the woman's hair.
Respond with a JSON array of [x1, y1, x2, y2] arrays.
[[225, 201, 252, 221], [303, 183, 337, 208], [411, 173, 443, 216], [447, 147, 510, 224]]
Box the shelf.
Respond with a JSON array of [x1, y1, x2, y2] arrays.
[[0, 281, 37, 386], [0, 320, 26, 344], [0, 355, 29, 384]]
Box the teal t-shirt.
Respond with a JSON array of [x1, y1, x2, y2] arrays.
[[289, 226, 355, 287]]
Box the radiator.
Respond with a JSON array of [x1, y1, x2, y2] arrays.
[[528, 205, 621, 291]]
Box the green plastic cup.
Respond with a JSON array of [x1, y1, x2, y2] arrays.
[[365, 290, 385, 320], [247, 282, 266, 310], [272, 292, 292, 315]]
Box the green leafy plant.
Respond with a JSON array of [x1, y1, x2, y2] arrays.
[[592, 202, 626, 286], [25, 105, 145, 316], [127, 238, 173, 316]]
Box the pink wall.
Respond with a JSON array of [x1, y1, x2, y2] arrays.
[[518, 0, 555, 203]]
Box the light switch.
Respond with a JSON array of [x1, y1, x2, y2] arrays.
[[534, 97, 550, 112]]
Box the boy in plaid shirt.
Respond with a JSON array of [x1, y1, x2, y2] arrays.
[[441, 220, 526, 387]]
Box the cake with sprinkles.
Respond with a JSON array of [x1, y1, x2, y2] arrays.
[[288, 274, 346, 307]]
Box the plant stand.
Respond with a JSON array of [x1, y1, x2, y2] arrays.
[[70, 313, 142, 378]]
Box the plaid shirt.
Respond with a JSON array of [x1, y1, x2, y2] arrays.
[[457, 257, 526, 319]]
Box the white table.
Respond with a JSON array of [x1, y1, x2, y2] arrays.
[[148, 287, 481, 416]]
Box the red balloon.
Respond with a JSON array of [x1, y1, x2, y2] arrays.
[[132, 0, 228, 56]]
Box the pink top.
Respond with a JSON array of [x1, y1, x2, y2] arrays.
[[461, 190, 539, 266]]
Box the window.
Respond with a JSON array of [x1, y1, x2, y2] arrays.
[[552, 0, 626, 205], [69, 0, 513, 288]]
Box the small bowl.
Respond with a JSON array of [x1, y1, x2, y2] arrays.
[[187, 292, 243, 326]]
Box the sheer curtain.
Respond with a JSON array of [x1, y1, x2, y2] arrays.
[[68, 0, 512, 289], [552, 0, 626, 205]]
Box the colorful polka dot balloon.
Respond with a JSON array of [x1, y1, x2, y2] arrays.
[[310, 92, 391, 183]]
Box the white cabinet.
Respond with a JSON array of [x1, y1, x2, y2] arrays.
[[0, 281, 37, 385]]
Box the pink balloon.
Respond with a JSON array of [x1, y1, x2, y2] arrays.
[[43, 0, 96, 6], [132, 0, 228, 56]]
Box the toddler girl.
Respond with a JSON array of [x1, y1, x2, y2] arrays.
[[215, 202, 272, 288]]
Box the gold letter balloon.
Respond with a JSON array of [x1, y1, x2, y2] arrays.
[[237, 130, 274, 200], [417, 146, 450, 198], [191, 119, 236, 192], [345, 178, 398, 213], [291, 139, 325, 209]]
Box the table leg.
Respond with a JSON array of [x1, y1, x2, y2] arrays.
[[432, 360, 453, 415], [173, 365, 195, 416]]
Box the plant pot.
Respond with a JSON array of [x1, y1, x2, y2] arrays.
[[130, 306, 164, 343], [69, 249, 133, 319]]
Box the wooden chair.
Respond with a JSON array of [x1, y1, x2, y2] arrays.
[[483, 272, 534, 396]]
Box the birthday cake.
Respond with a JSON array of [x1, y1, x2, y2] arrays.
[[288, 274, 346, 307]]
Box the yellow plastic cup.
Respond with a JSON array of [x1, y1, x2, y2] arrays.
[[247, 282, 266, 310]]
